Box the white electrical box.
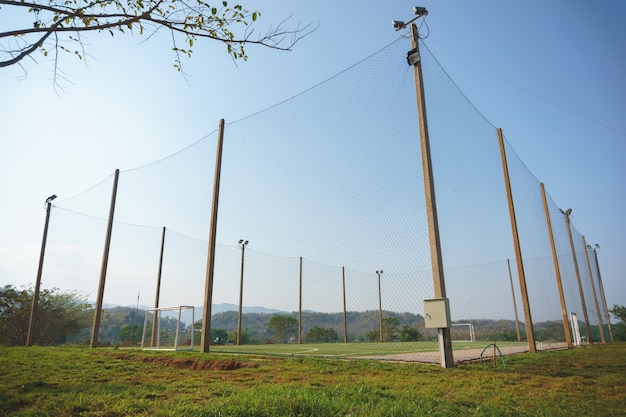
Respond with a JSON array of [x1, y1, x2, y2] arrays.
[[423, 298, 451, 329]]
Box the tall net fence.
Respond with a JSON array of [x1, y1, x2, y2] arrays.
[[419, 42, 609, 345], [38, 36, 610, 351]]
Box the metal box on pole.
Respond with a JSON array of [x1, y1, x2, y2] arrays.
[[424, 298, 451, 329]]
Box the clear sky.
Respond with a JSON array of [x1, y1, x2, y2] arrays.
[[1, 1, 625, 322]]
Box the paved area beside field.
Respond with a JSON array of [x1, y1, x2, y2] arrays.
[[354, 342, 567, 364]]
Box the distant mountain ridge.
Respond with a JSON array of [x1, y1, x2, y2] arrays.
[[100, 302, 283, 317], [89, 304, 584, 345]]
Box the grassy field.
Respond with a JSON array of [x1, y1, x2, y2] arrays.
[[201, 340, 528, 357], [1, 343, 625, 416]]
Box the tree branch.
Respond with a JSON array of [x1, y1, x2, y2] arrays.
[[0, 0, 317, 81], [0, 23, 57, 67]]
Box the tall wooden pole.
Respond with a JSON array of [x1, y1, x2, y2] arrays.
[[507, 259, 522, 342], [541, 183, 572, 348], [582, 236, 605, 343], [377, 270, 383, 343], [590, 246, 614, 342], [237, 241, 247, 345], [563, 210, 592, 343], [201, 119, 225, 353], [497, 128, 536, 352], [26, 197, 55, 346], [410, 22, 454, 367], [342, 266, 348, 344], [298, 256, 303, 344], [91, 169, 120, 348], [151, 226, 166, 346]]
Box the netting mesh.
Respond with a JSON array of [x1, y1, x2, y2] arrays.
[[38, 36, 608, 348]]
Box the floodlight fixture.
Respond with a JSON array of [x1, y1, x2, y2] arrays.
[[413, 6, 428, 16], [238, 239, 243, 244], [393, 7, 428, 31], [45, 194, 57, 204], [244, 240, 249, 245], [407, 48, 420, 66]]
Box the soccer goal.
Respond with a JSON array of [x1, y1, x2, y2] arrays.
[[141, 305, 195, 351], [451, 323, 476, 342]]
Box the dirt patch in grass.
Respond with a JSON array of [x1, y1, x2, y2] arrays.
[[145, 357, 254, 371]]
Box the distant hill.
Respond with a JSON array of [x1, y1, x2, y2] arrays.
[[201, 303, 283, 315], [210, 310, 426, 343], [87, 304, 581, 345], [99, 302, 282, 320]]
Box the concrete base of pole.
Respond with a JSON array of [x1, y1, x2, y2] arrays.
[[438, 328, 454, 368]]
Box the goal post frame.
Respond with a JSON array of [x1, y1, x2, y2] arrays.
[[141, 305, 195, 351], [451, 323, 475, 342]]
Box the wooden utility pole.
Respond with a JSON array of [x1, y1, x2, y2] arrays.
[[590, 245, 614, 342], [377, 270, 383, 343], [507, 259, 522, 342], [237, 240, 248, 345], [582, 236, 605, 343], [298, 256, 303, 344], [562, 209, 593, 344], [410, 22, 454, 367], [151, 226, 166, 346], [497, 129, 536, 352], [342, 266, 348, 344], [201, 119, 225, 353], [541, 183, 572, 348], [91, 169, 120, 348], [26, 195, 56, 346]]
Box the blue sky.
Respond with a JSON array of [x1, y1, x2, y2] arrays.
[[1, 1, 624, 322]]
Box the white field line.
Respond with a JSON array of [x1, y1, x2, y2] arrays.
[[294, 348, 319, 354]]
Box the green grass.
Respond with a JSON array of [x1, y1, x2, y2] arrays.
[[1, 343, 625, 416], [186, 340, 528, 357]]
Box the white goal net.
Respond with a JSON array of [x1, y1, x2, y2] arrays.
[[141, 305, 195, 351]]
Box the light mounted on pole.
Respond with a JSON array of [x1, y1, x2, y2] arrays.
[[391, 6, 429, 30], [237, 239, 249, 345], [27, 193, 58, 346], [394, 6, 454, 368], [376, 270, 384, 343], [587, 243, 615, 342], [560, 207, 593, 344], [393, 7, 429, 67]]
